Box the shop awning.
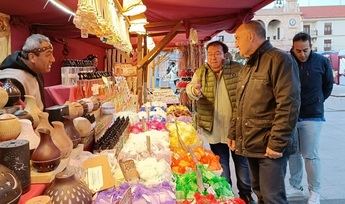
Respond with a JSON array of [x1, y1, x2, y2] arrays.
[[143, 0, 273, 46], [0, 0, 273, 48]]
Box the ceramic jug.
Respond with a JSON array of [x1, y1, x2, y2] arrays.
[[73, 117, 92, 137], [0, 164, 22, 204], [2, 78, 21, 107], [0, 113, 21, 141], [31, 128, 61, 173], [35, 112, 53, 135], [63, 119, 81, 148], [51, 121, 73, 158], [24, 95, 41, 128], [0, 85, 9, 109], [44, 169, 93, 204], [0, 140, 31, 193], [16, 119, 40, 151]]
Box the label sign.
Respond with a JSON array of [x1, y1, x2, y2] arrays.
[[119, 159, 140, 182]]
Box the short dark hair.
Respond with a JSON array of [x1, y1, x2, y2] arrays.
[[206, 41, 228, 54], [293, 32, 311, 46], [247, 20, 266, 39]]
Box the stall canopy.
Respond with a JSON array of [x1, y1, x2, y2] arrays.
[[0, 0, 273, 48], [143, 0, 273, 46]]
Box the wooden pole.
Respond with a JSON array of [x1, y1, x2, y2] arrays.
[[137, 21, 183, 69]]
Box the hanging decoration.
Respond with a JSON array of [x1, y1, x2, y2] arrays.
[[73, 0, 132, 53]]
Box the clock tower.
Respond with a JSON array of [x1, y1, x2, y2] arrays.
[[284, 0, 299, 13], [253, 0, 302, 50]]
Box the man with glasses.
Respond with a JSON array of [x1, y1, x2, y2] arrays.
[[0, 34, 55, 110], [186, 41, 255, 203]]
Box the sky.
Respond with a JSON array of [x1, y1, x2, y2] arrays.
[[265, 0, 345, 8]]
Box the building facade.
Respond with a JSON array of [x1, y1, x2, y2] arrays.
[[211, 0, 345, 53]]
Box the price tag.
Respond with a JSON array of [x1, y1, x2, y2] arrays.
[[119, 159, 140, 183], [82, 155, 115, 192], [145, 105, 150, 121], [146, 135, 151, 155], [91, 84, 100, 95], [141, 119, 147, 131], [102, 76, 109, 86], [87, 166, 104, 192]]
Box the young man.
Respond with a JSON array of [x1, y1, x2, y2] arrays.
[[186, 41, 254, 203], [0, 34, 55, 110], [229, 20, 301, 203], [287, 32, 333, 204]]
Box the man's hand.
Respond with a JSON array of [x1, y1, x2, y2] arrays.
[[228, 139, 236, 151], [192, 83, 202, 97], [264, 147, 283, 159]]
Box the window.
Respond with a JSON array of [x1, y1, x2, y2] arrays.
[[303, 25, 310, 35], [324, 39, 332, 51], [277, 27, 280, 40], [324, 23, 332, 35], [218, 35, 224, 42]]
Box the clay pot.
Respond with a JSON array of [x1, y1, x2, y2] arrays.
[[90, 96, 101, 111], [101, 101, 115, 115], [80, 98, 94, 113], [24, 95, 42, 128], [16, 119, 40, 151], [0, 140, 31, 193], [26, 195, 52, 204], [45, 105, 68, 122], [0, 164, 22, 204], [31, 128, 61, 173], [51, 121, 73, 158], [2, 78, 21, 107], [73, 117, 92, 137], [78, 100, 89, 115], [0, 86, 9, 109], [66, 102, 84, 119], [0, 113, 21, 141], [44, 169, 93, 204], [13, 110, 33, 122], [35, 112, 53, 136], [63, 119, 81, 148]]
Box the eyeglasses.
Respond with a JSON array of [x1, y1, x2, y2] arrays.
[[207, 52, 223, 57]]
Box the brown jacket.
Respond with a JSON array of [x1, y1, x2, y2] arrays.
[[229, 41, 300, 158]]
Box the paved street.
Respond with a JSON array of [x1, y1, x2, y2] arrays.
[[230, 83, 345, 204], [288, 84, 345, 204]]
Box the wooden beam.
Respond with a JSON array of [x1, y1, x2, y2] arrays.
[[137, 21, 183, 69], [143, 36, 148, 103], [145, 21, 180, 29], [137, 35, 144, 105], [130, 30, 185, 38], [113, 0, 130, 25]]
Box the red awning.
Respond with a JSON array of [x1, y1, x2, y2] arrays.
[[0, 0, 273, 48]]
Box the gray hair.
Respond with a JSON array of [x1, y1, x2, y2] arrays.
[[22, 34, 51, 52], [244, 20, 266, 39], [21, 34, 51, 59]]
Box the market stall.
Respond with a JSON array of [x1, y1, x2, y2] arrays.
[[0, 0, 274, 203]]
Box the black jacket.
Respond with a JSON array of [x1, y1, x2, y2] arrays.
[[230, 41, 301, 158], [0, 51, 45, 103], [291, 51, 333, 119]]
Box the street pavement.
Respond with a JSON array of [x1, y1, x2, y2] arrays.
[[288, 83, 345, 204], [230, 82, 345, 204]]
